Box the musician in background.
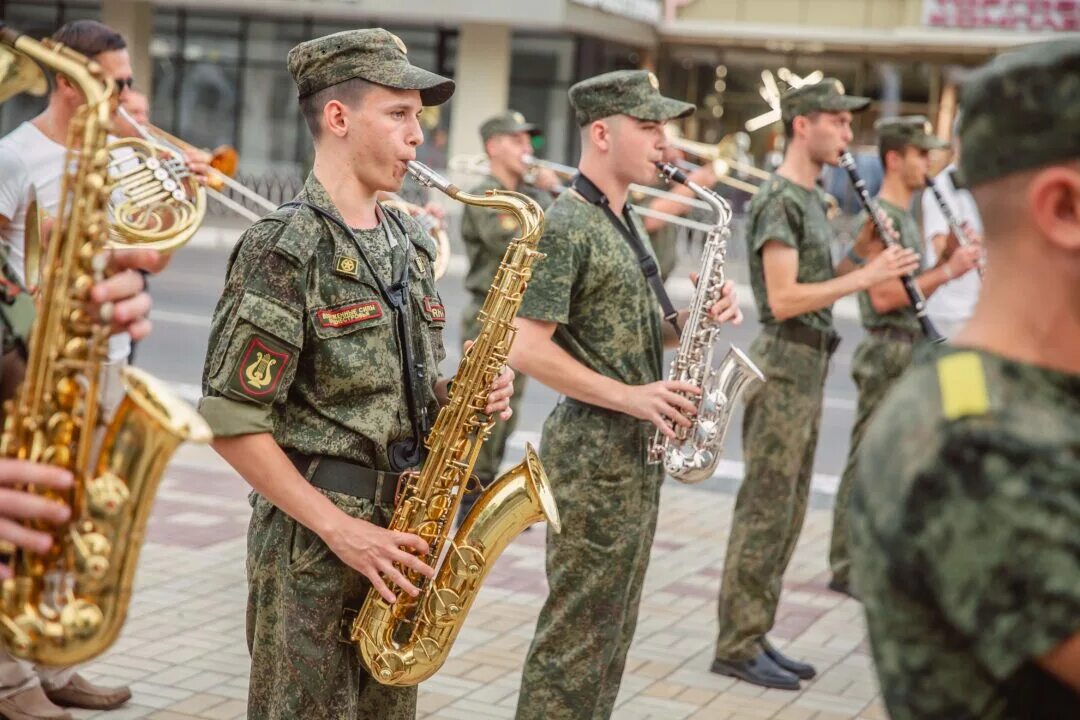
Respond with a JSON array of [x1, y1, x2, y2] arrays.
[[456, 110, 558, 524], [921, 115, 984, 338], [114, 89, 149, 136], [711, 80, 920, 691], [0, 19, 184, 718], [827, 117, 981, 596], [508, 70, 740, 720], [851, 40, 1080, 718]]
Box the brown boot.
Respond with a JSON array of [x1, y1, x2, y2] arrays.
[[43, 674, 131, 711], [0, 685, 73, 720]]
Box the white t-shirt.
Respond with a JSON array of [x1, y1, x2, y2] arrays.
[[0, 121, 66, 288], [0, 121, 132, 361], [921, 164, 983, 335]]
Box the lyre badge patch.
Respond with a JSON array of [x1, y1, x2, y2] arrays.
[[234, 337, 290, 398], [335, 255, 360, 279]]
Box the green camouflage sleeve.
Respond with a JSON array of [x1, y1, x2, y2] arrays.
[[751, 193, 799, 254], [917, 425, 1080, 681], [517, 213, 580, 325], [199, 219, 308, 437]]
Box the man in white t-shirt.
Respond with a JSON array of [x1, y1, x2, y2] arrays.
[[0, 19, 199, 720], [920, 131, 985, 338]]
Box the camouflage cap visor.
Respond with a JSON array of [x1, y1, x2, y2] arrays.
[[381, 64, 455, 107], [624, 95, 696, 123]]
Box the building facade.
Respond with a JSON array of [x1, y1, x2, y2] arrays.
[[2, 0, 1073, 185]]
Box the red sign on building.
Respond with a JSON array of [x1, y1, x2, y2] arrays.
[[923, 0, 1080, 30]]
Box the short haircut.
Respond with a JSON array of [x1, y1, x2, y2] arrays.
[[51, 20, 126, 58], [299, 78, 375, 139], [878, 135, 909, 170], [784, 111, 821, 140]]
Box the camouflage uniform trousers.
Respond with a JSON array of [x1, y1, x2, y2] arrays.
[[516, 400, 663, 720], [245, 487, 415, 720], [715, 331, 832, 661], [828, 335, 915, 587], [459, 298, 528, 513]]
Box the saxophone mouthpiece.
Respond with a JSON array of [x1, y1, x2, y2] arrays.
[[656, 161, 690, 186], [406, 160, 459, 198]]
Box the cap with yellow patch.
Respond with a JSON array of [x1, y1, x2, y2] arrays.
[[479, 110, 539, 142], [780, 77, 871, 123], [569, 69, 695, 126], [875, 115, 950, 151], [287, 28, 455, 106]]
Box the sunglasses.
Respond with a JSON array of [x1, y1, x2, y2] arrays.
[[114, 77, 135, 91]]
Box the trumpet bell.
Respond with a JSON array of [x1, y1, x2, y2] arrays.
[[105, 137, 207, 253], [0, 45, 46, 105]]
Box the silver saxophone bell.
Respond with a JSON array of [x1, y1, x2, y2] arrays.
[[648, 162, 765, 484]]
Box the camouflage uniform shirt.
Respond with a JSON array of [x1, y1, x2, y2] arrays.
[[199, 173, 446, 469], [850, 347, 1080, 719], [856, 198, 924, 333], [517, 187, 663, 386], [747, 174, 835, 332], [461, 174, 553, 299]]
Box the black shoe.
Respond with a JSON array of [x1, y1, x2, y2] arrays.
[[761, 638, 816, 680], [710, 650, 801, 690], [828, 576, 854, 597]]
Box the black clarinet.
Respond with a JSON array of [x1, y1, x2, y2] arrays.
[[837, 151, 943, 343], [923, 174, 985, 277]]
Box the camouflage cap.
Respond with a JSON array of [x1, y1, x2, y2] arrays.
[[287, 28, 455, 106], [957, 38, 1080, 188], [875, 115, 949, 151], [569, 70, 694, 126], [480, 110, 538, 142], [781, 78, 871, 123]]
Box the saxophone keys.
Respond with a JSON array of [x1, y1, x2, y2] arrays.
[[86, 471, 129, 517], [58, 597, 103, 641]]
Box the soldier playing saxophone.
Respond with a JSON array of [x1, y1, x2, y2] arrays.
[[509, 71, 741, 720], [198, 30, 515, 720]]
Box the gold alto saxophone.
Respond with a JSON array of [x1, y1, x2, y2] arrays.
[[648, 162, 764, 484], [0, 26, 211, 666], [351, 160, 560, 686]]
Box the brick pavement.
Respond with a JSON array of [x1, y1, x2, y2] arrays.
[[67, 443, 887, 720]]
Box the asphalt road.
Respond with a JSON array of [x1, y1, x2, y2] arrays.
[[136, 219, 868, 505]]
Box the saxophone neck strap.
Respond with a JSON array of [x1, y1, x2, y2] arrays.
[[570, 173, 681, 337], [280, 200, 431, 471]]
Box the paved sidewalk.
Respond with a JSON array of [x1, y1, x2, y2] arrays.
[[69, 444, 886, 720]]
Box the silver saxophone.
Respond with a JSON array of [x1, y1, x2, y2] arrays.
[[648, 162, 765, 484]]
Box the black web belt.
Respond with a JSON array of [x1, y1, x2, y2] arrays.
[[280, 201, 431, 472], [287, 451, 399, 504], [570, 173, 681, 337]]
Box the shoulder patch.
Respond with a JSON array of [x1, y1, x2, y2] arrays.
[[937, 352, 990, 420], [229, 336, 291, 399]]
